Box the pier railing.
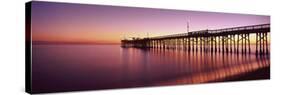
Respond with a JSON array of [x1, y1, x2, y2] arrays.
[[121, 24, 270, 55]]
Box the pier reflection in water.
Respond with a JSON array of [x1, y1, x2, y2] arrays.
[[32, 45, 269, 92], [121, 45, 270, 86]]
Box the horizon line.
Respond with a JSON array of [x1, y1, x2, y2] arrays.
[[32, 41, 121, 45]]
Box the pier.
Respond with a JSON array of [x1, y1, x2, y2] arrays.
[[121, 24, 270, 55]]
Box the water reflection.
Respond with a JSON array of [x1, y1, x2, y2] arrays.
[[121, 46, 270, 86], [32, 45, 269, 93]]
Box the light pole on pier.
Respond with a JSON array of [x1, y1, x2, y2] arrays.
[[187, 18, 189, 33]]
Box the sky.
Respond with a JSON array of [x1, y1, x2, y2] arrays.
[[31, 1, 270, 44]]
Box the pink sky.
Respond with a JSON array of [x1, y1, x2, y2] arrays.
[[31, 1, 270, 44]]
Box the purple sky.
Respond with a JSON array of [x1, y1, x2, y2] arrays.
[[31, 1, 270, 44]]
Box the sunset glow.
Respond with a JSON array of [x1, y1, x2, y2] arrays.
[[31, 2, 270, 44]]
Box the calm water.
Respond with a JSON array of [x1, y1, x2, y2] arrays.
[[32, 44, 270, 93]]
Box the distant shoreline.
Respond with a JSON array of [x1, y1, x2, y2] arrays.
[[32, 41, 120, 45], [32, 43, 121, 45]]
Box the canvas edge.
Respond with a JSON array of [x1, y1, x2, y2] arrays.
[[25, 1, 32, 94]]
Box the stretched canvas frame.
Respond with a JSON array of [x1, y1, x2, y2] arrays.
[[26, 1, 270, 94]]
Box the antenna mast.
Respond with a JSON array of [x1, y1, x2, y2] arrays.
[[187, 18, 189, 33]]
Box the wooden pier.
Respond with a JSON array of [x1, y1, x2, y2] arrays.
[[121, 24, 270, 55]]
